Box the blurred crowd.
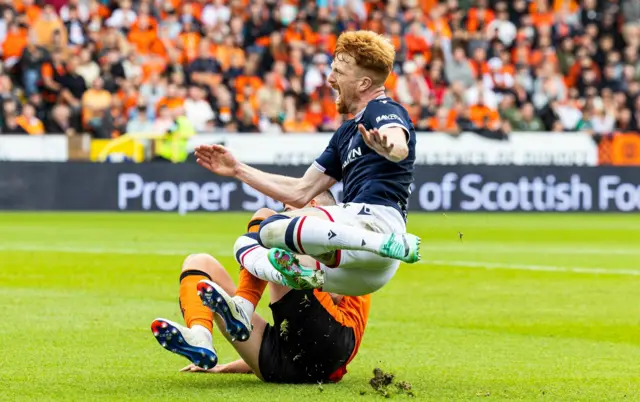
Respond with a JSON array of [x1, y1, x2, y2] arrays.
[[0, 0, 639, 138]]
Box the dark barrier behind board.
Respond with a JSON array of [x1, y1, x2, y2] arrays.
[[1, 162, 639, 212]]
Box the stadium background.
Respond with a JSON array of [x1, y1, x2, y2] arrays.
[[1, 0, 640, 400], [0, 0, 639, 141]]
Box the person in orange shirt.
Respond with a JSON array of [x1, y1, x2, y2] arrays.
[[469, 93, 501, 131], [283, 109, 316, 133], [428, 107, 459, 135], [466, 0, 495, 33], [177, 21, 201, 64], [305, 99, 324, 129], [16, 0, 42, 24], [315, 22, 336, 55], [151, 193, 370, 383], [2, 23, 28, 68], [127, 15, 157, 55], [32, 4, 68, 51], [404, 21, 430, 59], [530, 0, 554, 29], [15, 103, 45, 135], [284, 18, 314, 46], [214, 34, 243, 72], [82, 76, 112, 130], [155, 83, 185, 114], [87, 0, 110, 20]]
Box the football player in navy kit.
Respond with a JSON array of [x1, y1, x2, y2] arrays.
[[194, 31, 421, 333]]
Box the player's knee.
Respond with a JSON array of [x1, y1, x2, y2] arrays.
[[338, 272, 386, 296], [258, 214, 290, 248], [361, 264, 399, 294], [359, 279, 385, 295], [233, 232, 259, 264], [247, 208, 277, 233], [252, 208, 276, 221], [182, 253, 223, 277]]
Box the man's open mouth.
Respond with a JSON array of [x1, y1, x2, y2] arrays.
[[334, 87, 341, 103]]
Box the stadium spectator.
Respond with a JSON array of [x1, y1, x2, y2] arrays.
[[33, 4, 67, 51], [469, 92, 500, 130], [106, 0, 137, 31], [257, 72, 284, 122], [184, 84, 215, 132], [237, 102, 259, 132], [486, 3, 516, 46], [590, 99, 617, 135], [201, 0, 231, 28], [126, 104, 155, 134], [153, 106, 195, 162], [428, 106, 460, 135], [17, 39, 47, 97], [187, 40, 222, 90], [513, 103, 545, 131], [466, 79, 499, 109], [2, 114, 26, 134], [156, 83, 184, 115], [0, 0, 636, 142], [139, 73, 166, 111], [16, 102, 45, 135], [45, 103, 75, 136], [1, 99, 24, 134], [2, 22, 28, 69], [445, 45, 475, 88], [283, 108, 316, 133], [396, 60, 430, 106], [60, 0, 89, 23], [0, 9, 12, 46], [91, 95, 128, 138], [58, 55, 87, 117], [304, 53, 331, 96], [76, 48, 100, 87], [498, 93, 520, 127], [27, 92, 47, 122], [153, 105, 175, 133], [82, 76, 112, 132], [64, 6, 89, 47]]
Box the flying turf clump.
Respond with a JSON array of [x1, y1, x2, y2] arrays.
[[279, 319, 289, 339], [368, 368, 415, 398]]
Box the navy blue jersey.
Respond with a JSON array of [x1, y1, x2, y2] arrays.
[[313, 97, 416, 221]]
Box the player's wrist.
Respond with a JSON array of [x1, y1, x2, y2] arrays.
[[233, 162, 248, 179], [386, 145, 408, 163]]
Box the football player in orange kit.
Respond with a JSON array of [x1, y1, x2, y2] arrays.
[[151, 190, 371, 383]]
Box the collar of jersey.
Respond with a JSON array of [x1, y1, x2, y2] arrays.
[[354, 95, 388, 122]]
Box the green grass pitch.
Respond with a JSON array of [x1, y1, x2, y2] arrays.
[[1, 212, 639, 401]]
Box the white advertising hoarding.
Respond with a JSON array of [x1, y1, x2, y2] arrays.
[[0, 132, 598, 165], [188, 132, 599, 166], [0, 135, 68, 162]]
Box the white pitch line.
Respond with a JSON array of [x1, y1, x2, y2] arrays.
[[420, 260, 640, 276], [418, 244, 640, 256], [0, 244, 225, 256], [2, 244, 640, 277], [3, 242, 639, 258]]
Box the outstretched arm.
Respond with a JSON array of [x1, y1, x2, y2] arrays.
[[358, 100, 413, 163], [195, 144, 336, 208], [359, 124, 409, 163], [235, 163, 336, 208]]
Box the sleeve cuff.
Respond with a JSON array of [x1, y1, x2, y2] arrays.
[[312, 161, 326, 173]]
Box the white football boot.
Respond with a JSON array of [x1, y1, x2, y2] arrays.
[[150, 318, 218, 369], [197, 280, 252, 342]]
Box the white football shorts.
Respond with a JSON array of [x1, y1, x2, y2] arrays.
[[313, 202, 406, 296]]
